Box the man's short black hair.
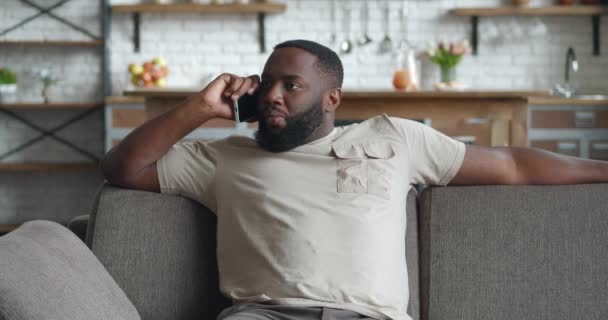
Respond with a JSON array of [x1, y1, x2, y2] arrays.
[[274, 39, 344, 89]]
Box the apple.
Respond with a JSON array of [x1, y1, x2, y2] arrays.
[[143, 62, 153, 72], [151, 69, 163, 82], [140, 72, 152, 82], [128, 63, 143, 76], [157, 66, 168, 78], [152, 57, 167, 67], [155, 78, 167, 88], [131, 74, 141, 87]]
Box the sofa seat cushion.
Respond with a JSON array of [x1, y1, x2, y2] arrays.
[[0, 220, 140, 320]]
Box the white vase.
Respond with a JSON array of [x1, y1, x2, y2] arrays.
[[0, 84, 17, 103]]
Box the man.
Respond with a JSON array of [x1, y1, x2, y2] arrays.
[[101, 40, 607, 320]]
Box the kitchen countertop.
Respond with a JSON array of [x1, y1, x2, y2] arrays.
[[120, 89, 608, 105], [123, 88, 551, 99]]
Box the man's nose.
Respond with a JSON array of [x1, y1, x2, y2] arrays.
[[263, 83, 284, 108]]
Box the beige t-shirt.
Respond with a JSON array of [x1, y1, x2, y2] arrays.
[[157, 114, 465, 320]]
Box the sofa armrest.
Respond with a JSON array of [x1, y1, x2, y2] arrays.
[[0, 221, 140, 320]]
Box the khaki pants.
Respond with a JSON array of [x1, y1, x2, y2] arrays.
[[217, 303, 378, 320]]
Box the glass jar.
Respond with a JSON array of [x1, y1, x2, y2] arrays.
[[392, 45, 419, 92]]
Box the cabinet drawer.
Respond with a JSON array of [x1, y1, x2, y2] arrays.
[[112, 108, 147, 128], [531, 140, 579, 157], [594, 111, 608, 128], [531, 111, 574, 128], [439, 119, 490, 146], [531, 110, 608, 129], [590, 141, 608, 160]]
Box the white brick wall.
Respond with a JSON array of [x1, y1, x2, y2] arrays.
[[1, 0, 608, 223], [105, 0, 608, 93]]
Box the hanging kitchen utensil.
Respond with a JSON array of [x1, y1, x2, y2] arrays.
[[357, 1, 372, 47], [378, 1, 393, 54], [339, 3, 353, 54], [329, 0, 337, 46]]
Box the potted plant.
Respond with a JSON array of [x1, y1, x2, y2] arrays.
[[426, 40, 470, 90], [0, 67, 18, 103], [37, 68, 60, 104]]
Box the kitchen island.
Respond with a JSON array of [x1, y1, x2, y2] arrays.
[[124, 89, 550, 147]]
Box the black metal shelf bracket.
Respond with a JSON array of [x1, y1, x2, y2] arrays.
[[471, 16, 479, 56], [127, 11, 269, 53], [0, 106, 103, 162], [258, 12, 266, 53], [592, 15, 600, 56], [133, 12, 141, 53]]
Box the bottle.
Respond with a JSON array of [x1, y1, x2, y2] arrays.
[[392, 44, 419, 92], [392, 5, 419, 92]]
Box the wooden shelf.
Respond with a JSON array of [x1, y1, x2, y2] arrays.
[[111, 2, 287, 53], [111, 2, 286, 14], [0, 40, 104, 47], [0, 163, 99, 171], [0, 102, 104, 109], [450, 6, 607, 56], [450, 6, 608, 17], [105, 96, 145, 105]]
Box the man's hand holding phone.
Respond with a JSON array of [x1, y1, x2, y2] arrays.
[[197, 73, 260, 122]]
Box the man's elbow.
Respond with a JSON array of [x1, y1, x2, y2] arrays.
[[100, 154, 130, 187], [100, 157, 119, 185]]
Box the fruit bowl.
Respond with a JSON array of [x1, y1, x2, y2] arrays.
[[128, 57, 168, 88]]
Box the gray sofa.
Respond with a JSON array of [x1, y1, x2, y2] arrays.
[[1, 183, 607, 320]]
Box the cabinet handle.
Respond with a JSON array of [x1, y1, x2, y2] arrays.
[[464, 117, 487, 125], [591, 142, 608, 150], [575, 111, 594, 128]]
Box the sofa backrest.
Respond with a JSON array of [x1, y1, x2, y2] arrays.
[[88, 185, 421, 320], [419, 184, 608, 320], [88, 185, 229, 320]]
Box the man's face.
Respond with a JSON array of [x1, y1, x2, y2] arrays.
[[254, 47, 325, 152]]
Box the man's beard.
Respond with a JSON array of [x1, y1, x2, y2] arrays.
[[255, 100, 323, 153]]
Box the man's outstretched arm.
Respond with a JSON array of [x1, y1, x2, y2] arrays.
[[450, 145, 608, 186]]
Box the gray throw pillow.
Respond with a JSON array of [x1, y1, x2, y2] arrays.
[[0, 220, 140, 320]]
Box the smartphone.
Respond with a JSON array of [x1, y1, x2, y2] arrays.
[[233, 91, 259, 123]]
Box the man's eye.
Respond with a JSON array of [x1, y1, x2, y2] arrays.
[[286, 82, 300, 89]]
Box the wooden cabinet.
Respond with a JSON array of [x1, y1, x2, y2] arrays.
[[123, 89, 550, 148], [528, 99, 608, 159]]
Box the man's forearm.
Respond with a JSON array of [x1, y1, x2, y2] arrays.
[[101, 95, 213, 183], [512, 147, 608, 184]]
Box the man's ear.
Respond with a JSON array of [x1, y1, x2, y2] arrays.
[[324, 88, 341, 112]]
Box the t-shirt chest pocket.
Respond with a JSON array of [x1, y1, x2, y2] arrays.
[[331, 141, 395, 200]]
